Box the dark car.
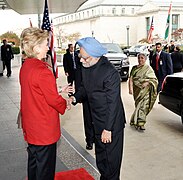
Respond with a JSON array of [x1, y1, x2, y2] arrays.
[[101, 43, 130, 81], [159, 72, 183, 123]]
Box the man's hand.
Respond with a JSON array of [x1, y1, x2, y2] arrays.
[[101, 129, 112, 143], [60, 83, 75, 94], [68, 96, 76, 104], [65, 72, 69, 76]]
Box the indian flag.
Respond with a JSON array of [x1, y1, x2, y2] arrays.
[[164, 3, 172, 40]]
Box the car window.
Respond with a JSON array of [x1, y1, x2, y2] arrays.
[[101, 43, 123, 53], [134, 45, 142, 48]]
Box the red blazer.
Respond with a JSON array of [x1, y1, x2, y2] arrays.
[[20, 58, 66, 145]]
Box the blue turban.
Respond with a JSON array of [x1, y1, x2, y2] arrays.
[[77, 37, 107, 58]]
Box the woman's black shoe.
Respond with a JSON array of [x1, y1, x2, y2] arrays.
[[139, 125, 145, 130], [86, 143, 93, 150]]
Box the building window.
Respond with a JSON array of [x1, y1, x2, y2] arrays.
[[92, 9, 94, 16], [146, 17, 150, 37], [172, 14, 179, 32], [131, 8, 135, 14], [122, 8, 125, 14], [87, 11, 89, 17], [79, 13, 81, 19], [112, 8, 116, 15]]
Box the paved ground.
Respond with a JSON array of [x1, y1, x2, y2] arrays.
[[0, 57, 183, 180], [0, 59, 99, 180]]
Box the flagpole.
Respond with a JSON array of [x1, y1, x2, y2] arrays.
[[29, 18, 33, 27], [168, 2, 172, 43], [38, 13, 41, 28], [41, 0, 58, 78]]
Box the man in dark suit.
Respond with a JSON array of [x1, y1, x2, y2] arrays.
[[171, 45, 183, 73], [151, 42, 173, 92], [70, 37, 126, 180], [169, 40, 175, 53], [74, 47, 95, 150], [1, 39, 14, 77], [63, 44, 76, 86], [148, 44, 155, 66]]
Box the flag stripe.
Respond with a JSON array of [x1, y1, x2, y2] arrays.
[[41, 0, 58, 78], [164, 3, 172, 40], [147, 16, 154, 43]]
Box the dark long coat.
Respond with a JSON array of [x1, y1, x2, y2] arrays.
[[171, 51, 183, 72], [74, 56, 126, 135], [63, 50, 75, 84]]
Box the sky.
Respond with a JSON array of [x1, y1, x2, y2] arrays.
[[0, 10, 61, 36], [0, 0, 181, 36]]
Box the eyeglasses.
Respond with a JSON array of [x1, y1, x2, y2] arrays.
[[78, 53, 90, 61]]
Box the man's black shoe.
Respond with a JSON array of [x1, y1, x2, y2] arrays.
[[86, 143, 93, 150]]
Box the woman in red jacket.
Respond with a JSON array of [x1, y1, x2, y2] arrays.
[[20, 27, 70, 180]]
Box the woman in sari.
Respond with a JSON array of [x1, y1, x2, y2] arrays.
[[128, 53, 158, 130]]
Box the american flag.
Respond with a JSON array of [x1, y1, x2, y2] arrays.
[[147, 16, 154, 43], [41, 0, 58, 78]]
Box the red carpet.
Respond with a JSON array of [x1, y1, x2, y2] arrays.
[[55, 168, 95, 180]]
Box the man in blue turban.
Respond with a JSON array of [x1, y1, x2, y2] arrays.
[[70, 37, 126, 180]]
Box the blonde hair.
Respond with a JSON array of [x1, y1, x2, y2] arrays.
[[20, 27, 48, 58]]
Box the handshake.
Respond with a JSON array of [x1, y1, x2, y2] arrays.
[[58, 83, 76, 110]]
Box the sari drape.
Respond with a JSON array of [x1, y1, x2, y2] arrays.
[[130, 64, 158, 126]]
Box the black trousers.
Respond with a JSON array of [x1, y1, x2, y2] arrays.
[[5, 60, 11, 75], [95, 130, 124, 180], [4, 60, 11, 76], [27, 142, 57, 180], [67, 69, 78, 86], [82, 100, 95, 144]]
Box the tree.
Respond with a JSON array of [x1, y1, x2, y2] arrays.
[[138, 38, 149, 44], [55, 28, 81, 48], [65, 32, 81, 42], [0, 31, 20, 46], [171, 28, 183, 42]]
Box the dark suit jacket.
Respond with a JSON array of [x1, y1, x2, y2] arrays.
[[1, 44, 14, 62], [74, 56, 126, 135], [171, 51, 183, 70], [152, 51, 173, 81], [63, 50, 75, 76]]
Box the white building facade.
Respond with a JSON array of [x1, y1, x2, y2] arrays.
[[53, 0, 183, 47]]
